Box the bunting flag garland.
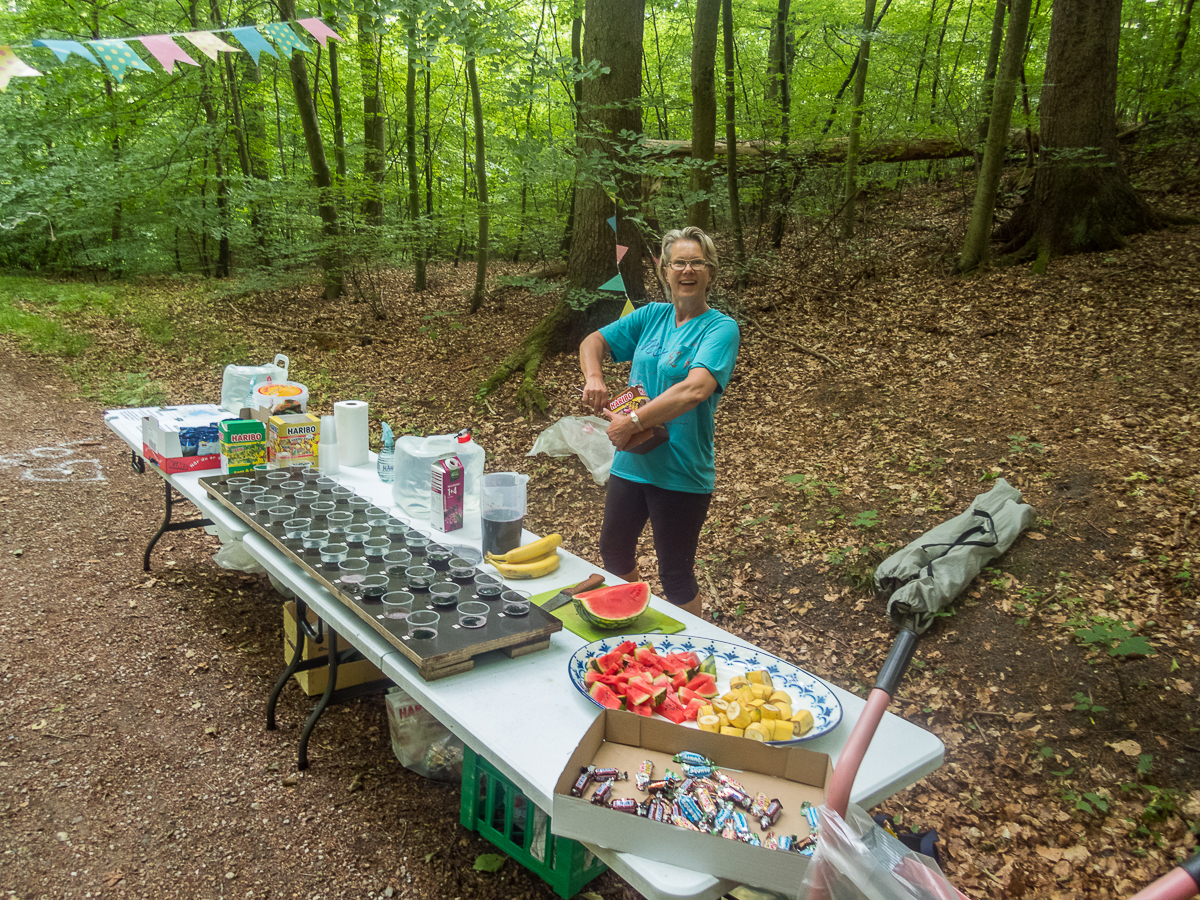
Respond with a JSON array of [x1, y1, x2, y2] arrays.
[[138, 34, 198, 72], [616, 244, 629, 265], [31, 39, 98, 65], [260, 21, 310, 56], [620, 297, 636, 318], [607, 215, 617, 233], [0, 46, 41, 91], [296, 18, 341, 48], [185, 31, 238, 61], [92, 39, 153, 82], [228, 26, 278, 64], [599, 274, 626, 293]]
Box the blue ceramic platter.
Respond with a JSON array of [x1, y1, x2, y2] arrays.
[[567, 633, 842, 744]]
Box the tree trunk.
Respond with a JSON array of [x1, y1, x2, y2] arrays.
[[467, 55, 489, 313], [559, 9, 585, 256], [722, 0, 746, 286], [1163, 0, 1195, 92], [279, 0, 342, 299], [688, 0, 720, 230], [841, 0, 877, 239], [996, 0, 1169, 270], [359, 13, 386, 226], [977, 0, 1007, 144], [406, 18, 426, 291], [765, 0, 792, 248], [191, 0, 229, 277], [957, 0, 1031, 273], [328, 31, 347, 181], [823, 0, 892, 135]]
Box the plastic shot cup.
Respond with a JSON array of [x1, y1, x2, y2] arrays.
[[309, 500, 336, 520], [293, 490, 320, 507], [239, 484, 267, 507], [301, 466, 320, 482], [344, 523, 373, 546], [268, 504, 296, 525], [319, 542, 349, 567], [265, 470, 290, 487], [253, 463, 270, 473], [283, 517, 312, 539], [381, 591, 414, 620], [384, 518, 408, 536], [383, 549, 413, 575], [301, 530, 330, 555], [364, 537, 391, 558], [360, 574, 390, 601], [366, 507, 389, 526], [280, 480, 304, 498], [405, 534, 431, 555], [407, 610, 439, 640], [501, 589, 532, 617], [331, 486, 354, 506], [457, 600, 490, 629], [225, 476, 252, 495], [449, 558, 476, 583], [254, 494, 282, 519], [473, 573, 503, 601], [337, 557, 369, 592], [447, 546, 483, 567], [348, 497, 371, 513], [429, 582, 460, 608], [426, 545, 453, 571], [315, 476, 337, 493], [405, 565, 436, 592], [326, 511, 353, 534]]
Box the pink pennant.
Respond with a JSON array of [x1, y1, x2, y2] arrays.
[[296, 18, 342, 48], [0, 46, 41, 91], [616, 244, 629, 265], [138, 35, 199, 73], [185, 31, 239, 61]]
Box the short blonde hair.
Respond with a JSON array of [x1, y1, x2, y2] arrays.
[[660, 227, 719, 289]]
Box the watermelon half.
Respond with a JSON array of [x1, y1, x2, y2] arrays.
[[573, 581, 652, 630]]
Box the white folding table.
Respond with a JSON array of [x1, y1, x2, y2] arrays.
[[106, 410, 945, 900]]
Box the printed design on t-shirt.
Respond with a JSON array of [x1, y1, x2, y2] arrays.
[[641, 337, 667, 358], [665, 348, 693, 371]]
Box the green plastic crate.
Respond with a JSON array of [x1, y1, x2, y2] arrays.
[[460, 745, 607, 898]]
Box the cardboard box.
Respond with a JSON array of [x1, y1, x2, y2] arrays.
[[219, 419, 267, 474], [267, 413, 320, 468], [142, 405, 234, 473], [282, 601, 386, 696], [552, 710, 831, 895]]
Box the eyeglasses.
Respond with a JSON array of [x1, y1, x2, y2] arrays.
[[667, 258, 709, 271]]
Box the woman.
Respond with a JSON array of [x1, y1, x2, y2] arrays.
[[579, 226, 740, 616]]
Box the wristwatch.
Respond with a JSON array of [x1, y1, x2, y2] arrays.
[[629, 411, 643, 431]]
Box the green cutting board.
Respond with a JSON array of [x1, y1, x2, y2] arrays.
[[531, 583, 685, 641]]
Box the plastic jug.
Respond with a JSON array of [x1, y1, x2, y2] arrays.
[[481, 472, 529, 556], [220, 353, 289, 413], [392, 430, 484, 519]]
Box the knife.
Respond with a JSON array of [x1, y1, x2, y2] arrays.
[[542, 573, 605, 613]]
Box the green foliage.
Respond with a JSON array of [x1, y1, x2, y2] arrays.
[[1073, 619, 1156, 658], [472, 853, 506, 872], [1071, 691, 1108, 714], [0, 277, 113, 356], [84, 371, 170, 408]]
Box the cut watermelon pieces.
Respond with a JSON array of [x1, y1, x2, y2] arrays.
[[588, 682, 624, 710]]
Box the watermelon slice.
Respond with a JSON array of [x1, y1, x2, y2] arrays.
[[655, 695, 688, 724], [628, 700, 654, 717], [685, 673, 719, 698], [625, 682, 653, 707], [574, 582, 652, 630], [588, 682, 624, 709]]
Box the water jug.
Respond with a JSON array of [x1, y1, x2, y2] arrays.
[[392, 430, 484, 519], [481, 472, 528, 556]]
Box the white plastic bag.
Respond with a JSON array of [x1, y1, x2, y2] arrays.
[[527, 416, 613, 485], [384, 686, 464, 781], [213, 537, 266, 575], [220, 353, 289, 413], [799, 803, 962, 900]]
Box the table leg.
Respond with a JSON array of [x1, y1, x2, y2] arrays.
[[268, 599, 311, 731], [298, 622, 343, 771], [143, 476, 213, 572]]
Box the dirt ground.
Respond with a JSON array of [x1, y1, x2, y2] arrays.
[[2, 172, 1199, 900]]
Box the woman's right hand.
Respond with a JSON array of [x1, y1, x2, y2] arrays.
[[582, 375, 609, 415]]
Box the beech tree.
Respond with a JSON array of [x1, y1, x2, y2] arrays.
[[996, 0, 1176, 269], [687, 0, 720, 231]]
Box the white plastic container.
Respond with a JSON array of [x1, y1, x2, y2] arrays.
[[392, 431, 484, 520], [220, 354, 289, 413]]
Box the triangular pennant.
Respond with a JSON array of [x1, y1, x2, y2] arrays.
[[0, 46, 41, 90], [260, 21, 310, 56], [137, 34, 199, 73], [229, 26, 278, 64], [185, 31, 239, 61], [620, 297, 636, 318], [616, 244, 629, 265], [598, 274, 626, 293], [90, 39, 153, 82], [31, 39, 98, 65], [296, 18, 342, 48], [607, 215, 617, 233]]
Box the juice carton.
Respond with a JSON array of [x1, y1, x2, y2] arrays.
[[219, 418, 268, 474], [430, 455, 464, 532], [268, 413, 320, 468], [608, 384, 669, 455]]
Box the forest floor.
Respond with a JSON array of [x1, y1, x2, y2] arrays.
[[2, 162, 1199, 900]]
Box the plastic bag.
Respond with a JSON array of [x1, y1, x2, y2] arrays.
[[384, 686, 464, 782], [527, 415, 614, 485], [213, 537, 266, 575], [220, 353, 289, 413], [799, 802, 962, 900]]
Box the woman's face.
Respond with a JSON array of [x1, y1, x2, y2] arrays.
[[664, 239, 712, 303]]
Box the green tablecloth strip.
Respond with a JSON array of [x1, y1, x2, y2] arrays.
[[530, 583, 685, 641]]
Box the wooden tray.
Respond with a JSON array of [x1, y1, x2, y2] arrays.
[[200, 472, 562, 681]]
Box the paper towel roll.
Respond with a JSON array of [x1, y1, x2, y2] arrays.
[[334, 400, 369, 467]]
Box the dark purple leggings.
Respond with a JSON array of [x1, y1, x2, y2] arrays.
[[599, 474, 713, 606]]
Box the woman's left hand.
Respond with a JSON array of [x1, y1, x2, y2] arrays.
[[602, 409, 641, 452]]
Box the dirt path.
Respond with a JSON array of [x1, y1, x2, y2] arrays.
[[0, 348, 625, 900]]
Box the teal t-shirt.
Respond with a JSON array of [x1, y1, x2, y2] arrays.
[[599, 302, 740, 494]]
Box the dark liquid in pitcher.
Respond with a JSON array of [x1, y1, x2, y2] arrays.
[[482, 510, 523, 556]]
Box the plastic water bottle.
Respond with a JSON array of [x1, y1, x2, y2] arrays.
[[377, 422, 396, 483]]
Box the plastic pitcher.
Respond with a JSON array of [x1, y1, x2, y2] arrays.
[[481, 472, 528, 556]]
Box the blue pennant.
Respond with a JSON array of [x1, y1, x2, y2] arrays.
[[607, 215, 617, 233], [229, 26, 279, 65]]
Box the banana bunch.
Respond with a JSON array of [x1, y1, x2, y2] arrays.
[[486, 533, 562, 579]]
